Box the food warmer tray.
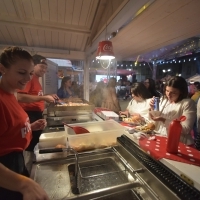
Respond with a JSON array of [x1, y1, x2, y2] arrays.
[[47, 98, 94, 117], [46, 114, 94, 127]]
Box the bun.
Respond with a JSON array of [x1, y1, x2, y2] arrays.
[[146, 123, 155, 130], [55, 144, 66, 148], [131, 115, 142, 121]]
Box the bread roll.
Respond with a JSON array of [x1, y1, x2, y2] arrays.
[[55, 144, 66, 148], [146, 123, 155, 130], [131, 115, 142, 121]]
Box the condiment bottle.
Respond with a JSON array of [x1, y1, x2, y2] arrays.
[[166, 116, 186, 153]]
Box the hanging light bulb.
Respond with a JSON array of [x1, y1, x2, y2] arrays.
[[96, 17, 115, 70], [96, 41, 115, 60]]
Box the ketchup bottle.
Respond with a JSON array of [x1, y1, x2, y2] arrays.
[[166, 116, 186, 153]]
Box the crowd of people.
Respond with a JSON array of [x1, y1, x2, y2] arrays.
[[90, 76, 200, 149]]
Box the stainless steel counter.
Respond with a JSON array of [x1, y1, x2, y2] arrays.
[[31, 135, 200, 200]]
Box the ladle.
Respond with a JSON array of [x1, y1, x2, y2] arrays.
[[63, 122, 90, 134]]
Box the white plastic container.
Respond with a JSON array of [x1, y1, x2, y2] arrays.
[[38, 131, 67, 149], [100, 111, 119, 120], [64, 120, 125, 135], [67, 129, 127, 152]]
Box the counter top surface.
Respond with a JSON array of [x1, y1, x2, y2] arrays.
[[39, 116, 200, 191], [124, 132, 200, 191]]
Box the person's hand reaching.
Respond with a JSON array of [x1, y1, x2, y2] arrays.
[[31, 119, 47, 131]]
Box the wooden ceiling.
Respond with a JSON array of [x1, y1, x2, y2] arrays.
[[0, 0, 200, 62], [0, 0, 128, 60]]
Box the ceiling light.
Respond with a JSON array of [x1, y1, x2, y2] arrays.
[[96, 41, 115, 60]]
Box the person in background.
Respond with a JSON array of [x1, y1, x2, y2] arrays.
[[149, 76, 196, 145], [190, 81, 200, 140], [17, 54, 58, 172], [101, 77, 121, 113], [144, 78, 160, 97], [89, 81, 105, 107], [191, 81, 200, 103], [195, 99, 200, 150], [71, 81, 80, 97], [119, 82, 152, 119], [0, 46, 49, 200], [123, 80, 132, 100], [79, 82, 84, 99], [57, 76, 74, 98], [188, 83, 196, 98]]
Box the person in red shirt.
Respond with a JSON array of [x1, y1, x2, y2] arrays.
[[17, 55, 58, 171], [0, 46, 49, 200]]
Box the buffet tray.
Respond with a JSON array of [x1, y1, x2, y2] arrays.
[[47, 99, 94, 117], [46, 114, 94, 126]]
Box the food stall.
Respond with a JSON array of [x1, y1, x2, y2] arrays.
[[30, 105, 200, 200]]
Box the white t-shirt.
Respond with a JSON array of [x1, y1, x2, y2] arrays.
[[152, 98, 196, 145], [127, 98, 151, 119]]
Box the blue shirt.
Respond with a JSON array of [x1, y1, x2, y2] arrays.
[[57, 88, 74, 98]]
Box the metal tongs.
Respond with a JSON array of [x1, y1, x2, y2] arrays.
[[55, 99, 65, 105]]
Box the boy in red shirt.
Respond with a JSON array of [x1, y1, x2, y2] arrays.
[[18, 55, 58, 172]]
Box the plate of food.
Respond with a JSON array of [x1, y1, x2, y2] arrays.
[[122, 116, 146, 125], [134, 122, 156, 134]]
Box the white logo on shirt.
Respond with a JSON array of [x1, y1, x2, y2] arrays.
[[38, 90, 43, 96], [21, 117, 31, 138]]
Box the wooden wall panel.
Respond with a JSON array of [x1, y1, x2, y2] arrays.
[[22, 27, 33, 46], [58, 32, 65, 49], [44, 30, 52, 47], [49, 0, 58, 22], [31, 0, 42, 20], [30, 29, 40, 46], [64, 33, 72, 49], [0, 1, 8, 16], [0, 25, 13, 44], [51, 31, 59, 48], [79, 0, 92, 26], [65, 0, 74, 24], [21, 0, 34, 18], [40, 0, 49, 21], [57, 0, 66, 23], [72, 0, 83, 25], [37, 29, 46, 47], [7, 26, 20, 45], [3, 0, 17, 17]]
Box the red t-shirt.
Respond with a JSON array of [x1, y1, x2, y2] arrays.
[[19, 74, 44, 112], [0, 88, 32, 156]]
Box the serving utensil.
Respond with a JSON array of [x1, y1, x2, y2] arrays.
[[63, 122, 90, 134]]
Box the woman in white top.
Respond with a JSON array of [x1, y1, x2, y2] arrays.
[[150, 76, 196, 145], [120, 82, 152, 119]]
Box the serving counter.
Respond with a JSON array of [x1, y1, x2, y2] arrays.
[[31, 117, 200, 200], [30, 101, 200, 199]]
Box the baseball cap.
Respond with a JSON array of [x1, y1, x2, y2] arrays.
[[32, 54, 47, 65]]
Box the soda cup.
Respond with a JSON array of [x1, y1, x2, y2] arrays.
[[154, 97, 160, 111]]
